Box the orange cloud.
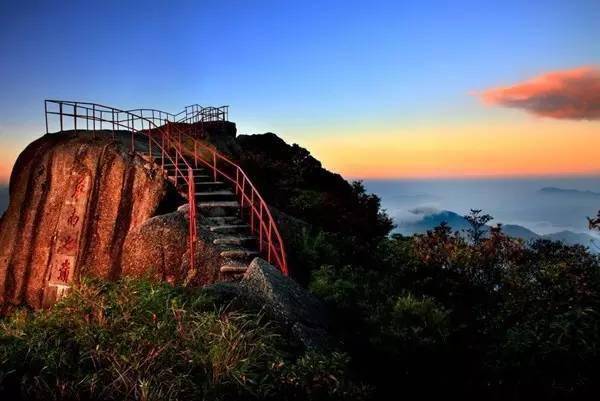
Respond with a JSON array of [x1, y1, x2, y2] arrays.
[[479, 66, 600, 120]]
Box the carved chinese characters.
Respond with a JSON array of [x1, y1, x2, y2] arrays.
[[44, 171, 90, 302]]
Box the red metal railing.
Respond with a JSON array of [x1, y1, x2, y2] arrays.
[[124, 105, 229, 125], [187, 139, 288, 275], [44, 100, 287, 276], [115, 105, 288, 274], [44, 100, 198, 273]]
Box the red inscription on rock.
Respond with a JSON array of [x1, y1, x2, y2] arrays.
[[71, 177, 86, 200], [58, 235, 76, 253], [67, 207, 80, 226], [57, 259, 70, 282]]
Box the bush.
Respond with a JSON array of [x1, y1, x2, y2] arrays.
[[308, 226, 600, 400], [0, 278, 366, 401]]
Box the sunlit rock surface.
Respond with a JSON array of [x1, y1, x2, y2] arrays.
[[0, 132, 172, 311], [121, 205, 221, 286]]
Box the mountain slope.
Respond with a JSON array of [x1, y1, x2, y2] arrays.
[[538, 187, 600, 198], [396, 209, 597, 250]]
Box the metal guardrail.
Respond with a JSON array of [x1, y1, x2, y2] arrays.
[[124, 105, 229, 126], [44, 100, 199, 274], [44, 100, 287, 276]]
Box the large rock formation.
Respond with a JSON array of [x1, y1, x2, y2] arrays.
[[0, 132, 174, 311], [206, 257, 331, 349], [121, 205, 222, 286]]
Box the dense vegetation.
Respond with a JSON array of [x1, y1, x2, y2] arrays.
[[308, 225, 600, 400], [0, 278, 367, 401], [234, 134, 600, 400]]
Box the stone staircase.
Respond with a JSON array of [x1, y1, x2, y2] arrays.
[[139, 143, 259, 278]]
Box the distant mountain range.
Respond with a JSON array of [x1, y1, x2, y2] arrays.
[[538, 187, 600, 198], [397, 209, 598, 251]]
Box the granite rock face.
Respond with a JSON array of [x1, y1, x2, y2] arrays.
[[241, 258, 328, 328], [204, 258, 331, 348], [0, 132, 171, 311], [121, 205, 221, 286]]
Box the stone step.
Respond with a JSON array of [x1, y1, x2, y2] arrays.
[[203, 216, 244, 226], [213, 236, 255, 246], [195, 190, 236, 202], [196, 190, 234, 197], [170, 174, 211, 183], [220, 249, 259, 259], [199, 201, 239, 208], [210, 224, 250, 233], [195, 181, 226, 190], [220, 264, 248, 274], [196, 181, 225, 186], [198, 201, 240, 217]]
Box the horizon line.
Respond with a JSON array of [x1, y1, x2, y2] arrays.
[[347, 172, 600, 181], [2, 172, 600, 187]]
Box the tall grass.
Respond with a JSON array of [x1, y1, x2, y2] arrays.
[[0, 278, 366, 401]]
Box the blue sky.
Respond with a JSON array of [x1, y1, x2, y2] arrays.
[[0, 0, 598, 180]]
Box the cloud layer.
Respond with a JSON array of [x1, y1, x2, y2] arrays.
[[479, 66, 600, 120]]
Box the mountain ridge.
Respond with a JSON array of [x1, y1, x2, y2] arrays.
[[538, 187, 600, 198], [397, 209, 597, 250]]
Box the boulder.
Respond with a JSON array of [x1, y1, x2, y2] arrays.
[[240, 257, 330, 348], [0, 132, 173, 311], [122, 205, 222, 285]]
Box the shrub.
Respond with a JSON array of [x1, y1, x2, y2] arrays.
[[0, 278, 365, 401]]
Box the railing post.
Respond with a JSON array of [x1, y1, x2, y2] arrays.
[[74, 103, 77, 133], [130, 115, 134, 152], [188, 167, 196, 274], [250, 191, 255, 233], [92, 104, 96, 133], [259, 203, 264, 251], [59, 102, 63, 132], [44, 101, 48, 134], [147, 120, 151, 159], [171, 123, 178, 187], [240, 177, 246, 216], [161, 127, 165, 170], [268, 220, 272, 263], [212, 151, 217, 182], [112, 109, 115, 138]]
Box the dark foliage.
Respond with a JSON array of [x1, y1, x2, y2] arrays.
[[464, 208, 493, 244], [309, 224, 600, 400], [0, 278, 368, 401], [234, 133, 393, 281], [230, 133, 600, 399]]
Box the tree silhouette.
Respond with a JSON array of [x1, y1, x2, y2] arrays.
[[464, 209, 493, 245]]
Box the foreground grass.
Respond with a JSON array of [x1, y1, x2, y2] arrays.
[[0, 278, 367, 401]]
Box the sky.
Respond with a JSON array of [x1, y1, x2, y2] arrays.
[[0, 0, 599, 183]]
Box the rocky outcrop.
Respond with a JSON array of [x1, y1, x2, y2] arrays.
[[121, 205, 221, 285], [0, 132, 174, 311], [206, 257, 330, 349]]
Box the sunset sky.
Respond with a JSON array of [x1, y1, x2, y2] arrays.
[[0, 0, 598, 183]]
